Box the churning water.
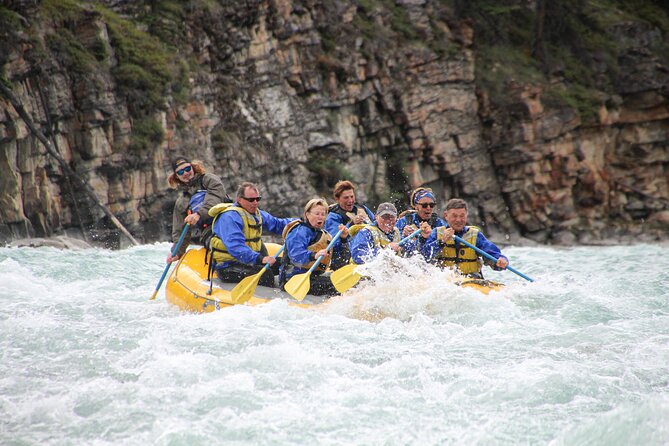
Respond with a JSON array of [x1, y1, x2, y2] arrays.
[[1, 242, 668, 445]]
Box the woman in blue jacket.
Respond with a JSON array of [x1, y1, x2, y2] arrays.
[[280, 198, 348, 296]]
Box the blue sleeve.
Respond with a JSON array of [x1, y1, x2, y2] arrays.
[[260, 210, 295, 236], [213, 212, 262, 265], [475, 232, 508, 269], [286, 225, 314, 268], [325, 212, 346, 255], [435, 217, 447, 228], [350, 229, 377, 264], [395, 216, 408, 233], [420, 230, 441, 260]]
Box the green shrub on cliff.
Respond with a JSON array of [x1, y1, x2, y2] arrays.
[[34, 0, 186, 151], [455, 0, 669, 123], [129, 117, 165, 152]]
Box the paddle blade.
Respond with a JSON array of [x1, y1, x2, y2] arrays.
[[284, 273, 311, 301], [149, 289, 159, 301], [331, 264, 362, 293], [231, 271, 264, 304]]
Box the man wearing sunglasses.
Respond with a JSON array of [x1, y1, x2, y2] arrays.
[[208, 182, 295, 287], [166, 156, 227, 263], [395, 187, 447, 249], [421, 198, 508, 279]]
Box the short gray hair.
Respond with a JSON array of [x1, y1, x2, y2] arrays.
[[445, 198, 468, 211]]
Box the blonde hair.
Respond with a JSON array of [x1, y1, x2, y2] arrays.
[[303, 198, 329, 220], [167, 159, 206, 189]]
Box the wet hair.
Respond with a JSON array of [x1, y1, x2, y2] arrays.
[[304, 198, 329, 220], [236, 182, 260, 199], [333, 180, 355, 199], [445, 198, 468, 211], [167, 159, 206, 188]]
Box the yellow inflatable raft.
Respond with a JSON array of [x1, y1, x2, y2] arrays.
[[165, 246, 328, 313], [165, 245, 504, 313], [456, 278, 505, 294]]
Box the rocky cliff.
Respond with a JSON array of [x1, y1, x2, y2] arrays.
[[1, 0, 668, 248]]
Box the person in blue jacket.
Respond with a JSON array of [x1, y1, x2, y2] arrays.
[[324, 180, 375, 270], [209, 182, 295, 287], [421, 198, 508, 279], [396, 187, 447, 235], [350, 202, 432, 264], [280, 198, 349, 296]]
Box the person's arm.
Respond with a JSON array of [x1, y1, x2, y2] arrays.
[[286, 225, 315, 268], [475, 232, 508, 269], [215, 212, 263, 265], [168, 196, 191, 261], [395, 216, 407, 232], [420, 230, 441, 261], [199, 173, 227, 218], [325, 212, 345, 254], [350, 229, 376, 264], [260, 210, 296, 235]]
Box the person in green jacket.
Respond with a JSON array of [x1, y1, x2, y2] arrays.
[[166, 156, 228, 263]]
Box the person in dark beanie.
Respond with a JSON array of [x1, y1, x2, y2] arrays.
[[166, 156, 228, 263]]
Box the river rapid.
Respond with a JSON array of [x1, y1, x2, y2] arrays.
[[1, 243, 668, 445]]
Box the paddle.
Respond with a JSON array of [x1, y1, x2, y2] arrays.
[[330, 228, 423, 293], [150, 223, 190, 300], [231, 245, 285, 305], [453, 235, 535, 282], [284, 227, 346, 301]]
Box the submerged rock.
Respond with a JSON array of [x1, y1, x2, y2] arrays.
[[8, 236, 94, 250]]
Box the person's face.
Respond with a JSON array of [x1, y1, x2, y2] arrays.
[[306, 205, 327, 229], [376, 213, 397, 233], [415, 197, 436, 220], [444, 208, 467, 232], [336, 189, 355, 211], [175, 163, 194, 183], [238, 187, 261, 214]]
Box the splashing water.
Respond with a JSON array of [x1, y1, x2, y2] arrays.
[[1, 243, 668, 445]]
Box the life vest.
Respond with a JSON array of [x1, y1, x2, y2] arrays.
[[434, 226, 483, 275], [329, 204, 371, 225], [281, 220, 333, 274], [207, 203, 263, 264], [354, 224, 401, 248], [398, 209, 441, 228]]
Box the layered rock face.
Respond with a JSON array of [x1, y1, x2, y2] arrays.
[[0, 0, 667, 247]]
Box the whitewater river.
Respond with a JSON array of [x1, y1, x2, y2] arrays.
[[1, 242, 668, 445]]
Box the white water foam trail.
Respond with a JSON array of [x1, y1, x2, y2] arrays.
[[1, 243, 668, 445]]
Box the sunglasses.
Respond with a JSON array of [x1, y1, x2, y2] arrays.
[[176, 165, 192, 176], [419, 202, 436, 209], [241, 196, 262, 202]]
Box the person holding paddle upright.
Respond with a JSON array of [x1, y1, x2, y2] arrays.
[[166, 156, 227, 264], [349, 202, 432, 264], [396, 187, 447, 236], [421, 198, 508, 279], [279, 198, 349, 296], [208, 182, 294, 288], [325, 180, 375, 270]]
